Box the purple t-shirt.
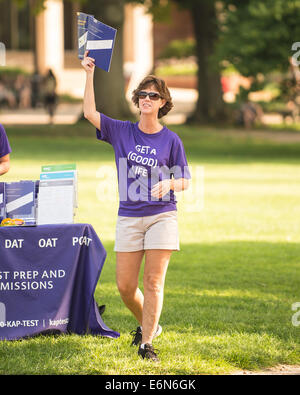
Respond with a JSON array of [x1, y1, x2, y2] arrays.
[[96, 114, 191, 217], [0, 124, 11, 158]]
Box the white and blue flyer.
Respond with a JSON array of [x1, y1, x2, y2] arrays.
[[77, 12, 117, 72]]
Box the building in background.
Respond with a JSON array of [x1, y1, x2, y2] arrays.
[[0, 0, 194, 98]]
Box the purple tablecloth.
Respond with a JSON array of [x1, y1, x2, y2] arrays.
[[0, 223, 119, 340]]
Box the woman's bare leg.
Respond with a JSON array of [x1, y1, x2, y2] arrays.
[[116, 251, 145, 325], [141, 249, 172, 344]]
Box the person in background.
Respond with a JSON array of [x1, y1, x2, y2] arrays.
[[43, 69, 57, 124], [31, 71, 42, 108], [15, 74, 31, 109], [0, 123, 11, 175], [0, 79, 16, 109]]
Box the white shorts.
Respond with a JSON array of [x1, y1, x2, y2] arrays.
[[114, 210, 179, 252]]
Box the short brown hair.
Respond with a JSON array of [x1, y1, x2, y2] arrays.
[[132, 75, 173, 119]]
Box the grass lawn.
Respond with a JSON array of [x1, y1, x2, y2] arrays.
[[0, 121, 300, 374]]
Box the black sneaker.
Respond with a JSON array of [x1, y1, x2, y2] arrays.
[[130, 326, 142, 346], [138, 343, 159, 362], [130, 325, 162, 346]]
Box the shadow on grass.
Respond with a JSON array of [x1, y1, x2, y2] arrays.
[[97, 240, 300, 342], [95, 240, 300, 370], [1, 241, 299, 374], [6, 122, 300, 164]]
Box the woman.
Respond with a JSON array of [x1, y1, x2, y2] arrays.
[[82, 51, 190, 362]]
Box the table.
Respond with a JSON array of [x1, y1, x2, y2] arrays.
[[0, 223, 119, 340]]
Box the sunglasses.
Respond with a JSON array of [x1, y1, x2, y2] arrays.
[[138, 91, 162, 101]]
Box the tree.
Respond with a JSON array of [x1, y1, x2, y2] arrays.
[[215, 0, 300, 76], [1, 0, 47, 72], [84, 0, 131, 119], [4, 0, 131, 119], [176, 0, 225, 123], [6, 0, 226, 122], [130, 0, 226, 123], [214, 0, 300, 106]]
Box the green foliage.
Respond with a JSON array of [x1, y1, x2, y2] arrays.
[[125, 0, 171, 22], [0, 66, 30, 77], [214, 0, 300, 76], [155, 62, 197, 76], [279, 74, 299, 103], [158, 39, 196, 59], [0, 0, 46, 14], [4, 0, 89, 14]]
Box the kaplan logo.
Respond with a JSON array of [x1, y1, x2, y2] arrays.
[[0, 302, 6, 327], [0, 42, 6, 66]]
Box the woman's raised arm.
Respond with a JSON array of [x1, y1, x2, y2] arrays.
[[81, 51, 101, 130]]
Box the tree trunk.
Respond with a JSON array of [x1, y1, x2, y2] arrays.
[[87, 0, 131, 119], [30, 0, 38, 72], [188, 0, 225, 123]]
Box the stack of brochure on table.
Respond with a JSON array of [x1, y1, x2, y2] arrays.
[[37, 163, 78, 225], [1, 180, 38, 225]]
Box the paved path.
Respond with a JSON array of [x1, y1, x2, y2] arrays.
[[1, 88, 300, 145], [0, 88, 196, 126], [233, 364, 300, 375], [0, 103, 83, 125]]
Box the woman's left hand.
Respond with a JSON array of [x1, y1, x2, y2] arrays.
[[151, 179, 173, 199]]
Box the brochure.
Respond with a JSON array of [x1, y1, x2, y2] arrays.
[[77, 12, 92, 60], [40, 163, 78, 208], [37, 164, 78, 225], [77, 12, 117, 72], [37, 179, 75, 225], [0, 182, 5, 222], [5, 181, 37, 225]]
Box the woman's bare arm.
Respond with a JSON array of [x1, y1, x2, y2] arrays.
[[81, 51, 101, 129], [0, 154, 10, 175]]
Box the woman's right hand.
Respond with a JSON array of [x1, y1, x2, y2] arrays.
[[81, 51, 95, 73]]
